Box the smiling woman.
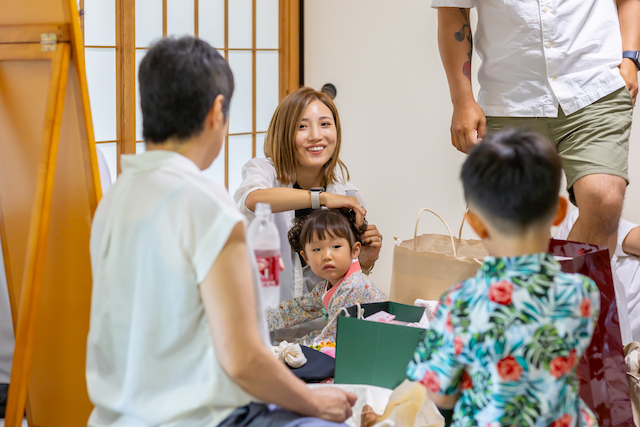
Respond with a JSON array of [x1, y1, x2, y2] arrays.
[[233, 87, 383, 340]]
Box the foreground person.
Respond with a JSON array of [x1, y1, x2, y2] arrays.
[[86, 36, 355, 427], [408, 129, 600, 426]]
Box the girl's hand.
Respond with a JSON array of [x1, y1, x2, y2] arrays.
[[320, 193, 367, 226], [359, 224, 382, 270]]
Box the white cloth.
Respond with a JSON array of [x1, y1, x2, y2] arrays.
[[87, 151, 270, 427], [0, 243, 13, 384], [96, 147, 113, 194], [556, 209, 640, 343], [272, 341, 307, 368], [431, 0, 626, 117], [307, 383, 394, 427], [233, 157, 364, 302]]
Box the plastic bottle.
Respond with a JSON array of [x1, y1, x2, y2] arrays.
[[247, 203, 281, 309]]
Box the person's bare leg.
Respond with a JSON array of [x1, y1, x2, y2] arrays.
[[567, 174, 626, 257]]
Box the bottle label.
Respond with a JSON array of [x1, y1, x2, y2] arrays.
[[256, 254, 280, 288]]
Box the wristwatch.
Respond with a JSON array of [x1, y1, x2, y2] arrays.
[[623, 51, 640, 71], [309, 187, 324, 210]]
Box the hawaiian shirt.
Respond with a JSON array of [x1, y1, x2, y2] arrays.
[[407, 253, 600, 427], [266, 261, 387, 345]]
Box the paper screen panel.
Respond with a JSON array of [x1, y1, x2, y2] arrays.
[[202, 139, 226, 187], [167, 0, 195, 37], [228, 0, 252, 49], [256, 51, 279, 132], [84, 0, 116, 46], [256, 132, 266, 159], [228, 51, 253, 134], [256, 0, 278, 49], [198, 0, 225, 49], [85, 48, 117, 141], [135, 0, 163, 47], [228, 134, 253, 195]]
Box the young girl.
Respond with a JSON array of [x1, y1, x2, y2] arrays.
[[266, 209, 387, 345], [233, 87, 383, 308]]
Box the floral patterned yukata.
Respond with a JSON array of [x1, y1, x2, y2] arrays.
[[407, 253, 600, 427], [266, 260, 387, 345]]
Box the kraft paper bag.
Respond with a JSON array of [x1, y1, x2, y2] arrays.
[[334, 302, 426, 390], [373, 379, 445, 427], [390, 209, 487, 305]]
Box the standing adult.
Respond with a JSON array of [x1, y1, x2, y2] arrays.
[[433, 0, 640, 255]]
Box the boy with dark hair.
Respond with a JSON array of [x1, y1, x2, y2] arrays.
[[86, 36, 355, 427], [407, 128, 601, 426]]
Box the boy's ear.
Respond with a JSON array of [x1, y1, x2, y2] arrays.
[[300, 250, 308, 262], [208, 94, 226, 130], [352, 241, 361, 259], [553, 197, 568, 226], [465, 210, 489, 240]]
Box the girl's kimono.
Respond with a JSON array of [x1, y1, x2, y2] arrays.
[[266, 260, 387, 344]]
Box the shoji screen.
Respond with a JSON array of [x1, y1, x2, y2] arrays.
[[83, 0, 118, 184], [82, 1, 296, 194]]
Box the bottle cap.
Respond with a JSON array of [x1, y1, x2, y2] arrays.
[[255, 202, 272, 216]]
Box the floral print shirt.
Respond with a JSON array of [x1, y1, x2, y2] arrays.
[[407, 253, 600, 427], [266, 261, 387, 345]]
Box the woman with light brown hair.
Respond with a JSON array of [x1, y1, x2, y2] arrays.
[[234, 87, 382, 336]]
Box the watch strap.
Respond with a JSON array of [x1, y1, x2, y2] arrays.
[[623, 51, 640, 70], [310, 188, 323, 209]]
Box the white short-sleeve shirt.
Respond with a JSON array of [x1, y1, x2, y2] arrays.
[[431, 0, 626, 117], [87, 151, 269, 427]]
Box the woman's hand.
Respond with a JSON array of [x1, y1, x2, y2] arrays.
[[309, 388, 357, 422], [320, 193, 367, 226], [359, 224, 382, 272]]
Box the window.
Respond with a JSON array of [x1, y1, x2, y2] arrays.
[[80, 0, 300, 193]]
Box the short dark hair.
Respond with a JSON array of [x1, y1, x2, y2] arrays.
[[139, 36, 234, 143], [460, 128, 562, 233], [288, 209, 367, 253]]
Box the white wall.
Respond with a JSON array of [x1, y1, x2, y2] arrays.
[[304, 0, 640, 295]]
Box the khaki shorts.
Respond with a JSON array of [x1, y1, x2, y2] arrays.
[[486, 87, 634, 204]]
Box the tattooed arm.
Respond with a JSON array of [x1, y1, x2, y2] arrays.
[[437, 7, 485, 153]]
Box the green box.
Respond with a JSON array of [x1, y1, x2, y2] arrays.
[[334, 302, 426, 389]]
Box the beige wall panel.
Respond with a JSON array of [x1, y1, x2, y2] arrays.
[[27, 63, 94, 426], [0, 60, 50, 316], [0, 3, 66, 26]]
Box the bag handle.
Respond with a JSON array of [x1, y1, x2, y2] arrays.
[[458, 207, 469, 240], [458, 206, 483, 265], [414, 209, 457, 257], [338, 302, 364, 319]]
